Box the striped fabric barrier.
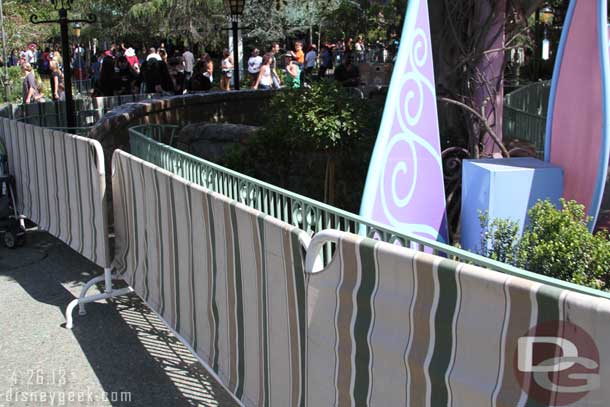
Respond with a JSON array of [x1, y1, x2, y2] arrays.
[[0, 117, 110, 268], [305, 230, 610, 407], [112, 150, 309, 407]]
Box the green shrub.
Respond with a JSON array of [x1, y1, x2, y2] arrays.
[[2, 66, 52, 104], [478, 211, 520, 264], [517, 199, 610, 289], [2, 66, 23, 103], [478, 199, 610, 290], [225, 80, 381, 212]]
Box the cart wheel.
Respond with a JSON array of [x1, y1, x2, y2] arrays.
[[3, 231, 16, 249]]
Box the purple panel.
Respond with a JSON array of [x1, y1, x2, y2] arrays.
[[594, 24, 610, 229], [475, 0, 506, 155], [546, 0, 610, 230], [360, 0, 448, 242]]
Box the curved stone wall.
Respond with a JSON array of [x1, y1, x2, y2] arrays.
[[89, 90, 276, 159]]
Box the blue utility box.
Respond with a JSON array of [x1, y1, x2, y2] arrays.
[[461, 157, 563, 253]]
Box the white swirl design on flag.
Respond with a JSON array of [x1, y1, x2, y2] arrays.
[[377, 23, 444, 241]]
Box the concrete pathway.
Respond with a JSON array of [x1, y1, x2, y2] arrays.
[[0, 231, 239, 407]]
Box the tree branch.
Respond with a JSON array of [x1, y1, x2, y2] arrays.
[[438, 96, 510, 157]]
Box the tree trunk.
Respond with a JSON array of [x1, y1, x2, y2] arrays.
[[318, 23, 322, 50], [429, 0, 509, 157], [324, 154, 337, 206], [473, 0, 507, 156]]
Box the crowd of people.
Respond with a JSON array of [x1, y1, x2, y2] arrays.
[[7, 34, 398, 104], [87, 42, 210, 96], [3, 43, 83, 103]]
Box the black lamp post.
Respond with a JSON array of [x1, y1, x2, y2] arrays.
[[540, 5, 554, 62], [224, 0, 246, 90], [534, 4, 555, 77], [30, 1, 95, 128], [72, 22, 83, 93]]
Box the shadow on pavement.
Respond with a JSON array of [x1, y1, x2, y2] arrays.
[[0, 231, 236, 407]]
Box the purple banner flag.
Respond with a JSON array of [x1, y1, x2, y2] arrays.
[[360, 0, 448, 242]]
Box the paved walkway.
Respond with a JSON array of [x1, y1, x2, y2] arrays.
[[0, 231, 239, 407]]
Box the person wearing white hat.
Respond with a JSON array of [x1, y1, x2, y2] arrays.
[[146, 48, 162, 62], [125, 48, 140, 73]]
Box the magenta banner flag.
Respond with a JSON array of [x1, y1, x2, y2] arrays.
[[360, 0, 448, 242]]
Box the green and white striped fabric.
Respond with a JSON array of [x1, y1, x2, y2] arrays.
[[306, 232, 610, 407], [0, 118, 110, 267], [112, 150, 309, 407]]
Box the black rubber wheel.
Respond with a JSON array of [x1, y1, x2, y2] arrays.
[[3, 231, 16, 249]]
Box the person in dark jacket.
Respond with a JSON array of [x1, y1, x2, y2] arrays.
[[141, 56, 173, 94], [97, 56, 115, 97], [188, 59, 212, 92], [334, 54, 360, 87], [113, 56, 139, 95], [167, 57, 186, 95]]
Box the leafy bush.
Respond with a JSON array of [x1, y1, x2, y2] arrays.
[[3, 66, 24, 103], [225, 80, 382, 212], [478, 211, 520, 264], [517, 199, 610, 289], [478, 199, 610, 290], [2, 66, 52, 104]]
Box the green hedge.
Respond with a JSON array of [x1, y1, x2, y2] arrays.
[[479, 199, 610, 290], [2, 66, 52, 104], [225, 80, 382, 212]]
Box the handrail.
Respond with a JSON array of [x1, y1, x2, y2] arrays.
[[505, 80, 551, 98], [14, 114, 94, 136], [504, 105, 545, 119], [128, 124, 610, 301], [0, 93, 161, 123], [15, 113, 97, 127], [5, 93, 162, 133]]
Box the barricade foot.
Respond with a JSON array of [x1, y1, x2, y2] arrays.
[[65, 267, 131, 329], [77, 274, 106, 316], [65, 287, 133, 329], [74, 267, 122, 316]]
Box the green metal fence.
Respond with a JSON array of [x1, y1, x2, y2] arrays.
[[129, 124, 610, 301], [15, 109, 96, 136], [503, 81, 551, 158], [1, 93, 160, 131]]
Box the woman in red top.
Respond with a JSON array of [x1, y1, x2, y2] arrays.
[[125, 48, 140, 73]]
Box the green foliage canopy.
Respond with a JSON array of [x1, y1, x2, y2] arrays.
[[2, 0, 58, 50], [2, 0, 408, 53]]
